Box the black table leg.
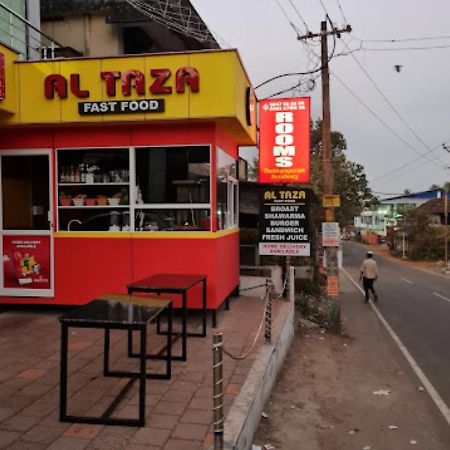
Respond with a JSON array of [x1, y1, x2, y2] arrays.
[[138, 326, 146, 426], [166, 303, 172, 378], [104, 327, 110, 376], [202, 279, 207, 337], [181, 291, 187, 361], [212, 309, 217, 328], [59, 324, 69, 421]]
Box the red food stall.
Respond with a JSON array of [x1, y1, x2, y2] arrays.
[[0, 45, 256, 313]]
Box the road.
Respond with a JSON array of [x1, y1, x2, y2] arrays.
[[343, 241, 450, 409]]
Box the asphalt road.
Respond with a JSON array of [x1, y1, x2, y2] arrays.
[[343, 241, 450, 408]]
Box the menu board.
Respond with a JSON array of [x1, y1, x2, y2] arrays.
[[259, 187, 310, 256]]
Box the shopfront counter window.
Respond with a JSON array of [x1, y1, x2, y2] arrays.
[[57, 145, 212, 232], [134, 146, 211, 231]]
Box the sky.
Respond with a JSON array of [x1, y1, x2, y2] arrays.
[[191, 0, 450, 198]]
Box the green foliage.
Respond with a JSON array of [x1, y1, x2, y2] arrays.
[[310, 119, 376, 227], [405, 210, 445, 260]]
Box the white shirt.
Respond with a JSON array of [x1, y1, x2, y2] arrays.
[[361, 258, 378, 279]]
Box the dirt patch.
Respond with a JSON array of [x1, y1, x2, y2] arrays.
[[253, 323, 350, 450], [357, 242, 449, 276], [253, 308, 450, 450]]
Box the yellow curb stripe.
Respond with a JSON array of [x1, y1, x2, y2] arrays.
[[55, 228, 239, 239]]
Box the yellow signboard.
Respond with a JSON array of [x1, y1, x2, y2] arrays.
[[323, 194, 340, 208], [1, 49, 256, 145], [325, 209, 334, 222]]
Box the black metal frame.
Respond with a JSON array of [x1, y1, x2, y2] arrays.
[[59, 303, 172, 427], [127, 276, 207, 361]]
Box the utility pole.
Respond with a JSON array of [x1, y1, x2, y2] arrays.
[[298, 21, 351, 296], [443, 144, 450, 271]]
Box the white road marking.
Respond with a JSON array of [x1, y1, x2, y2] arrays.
[[400, 277, 413, 284], [342, 268, 450, 427], [433, 292, 450, 304]]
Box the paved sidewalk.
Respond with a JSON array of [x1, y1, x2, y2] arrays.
[[254, 274, 450, 449], [0, 278, 290, 450]]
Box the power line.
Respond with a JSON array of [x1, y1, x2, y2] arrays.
[[360, 44, 450, 52], [287, 0, 310, 32], [335, 0, 349, 24], [353, 34, 450, 43], [274, 0, 303, 35], [371, 142, 449, 183], [339, 38, 443, 167], [330, 71, 445, 169]]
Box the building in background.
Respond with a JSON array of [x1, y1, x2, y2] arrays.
[[0, 0, 42, 58], [40, 0, 219, 57], [354, 189, 449, 242]]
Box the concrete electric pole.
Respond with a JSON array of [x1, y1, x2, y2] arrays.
[[298, 20, 351, 296]]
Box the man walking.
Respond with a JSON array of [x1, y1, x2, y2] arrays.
[[360, 251, 378, 303]]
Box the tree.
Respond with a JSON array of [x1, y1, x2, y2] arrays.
[[403, 189, 411, 195], [429, 184, 441, 190], [310, 119, 376, 227]]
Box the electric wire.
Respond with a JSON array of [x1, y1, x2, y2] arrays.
[[287, 0, 310, 32], [339, 39, 444, 167], [353, 34, 450, 43], [274, 0, 303, 34], [330, 71, 445, 169], [335, 0, 349, 24], [371, 141, 450, 183]]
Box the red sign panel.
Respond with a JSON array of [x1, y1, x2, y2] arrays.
[[0, 51, 5, 101], [3, 236, 51, 289], [258, 97, 310, 183]]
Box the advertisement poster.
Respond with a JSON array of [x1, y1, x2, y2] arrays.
[[327, 275, 339, 297], [3, 236, 51, 289], [259, 186, 310, 256], [258, 97, 310, 184], [322, 222, 340, 247]]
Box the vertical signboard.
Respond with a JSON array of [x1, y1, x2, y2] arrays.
[[2, 236, 51, 289], [259, 187, 310, 256], [0, 51, 5, 101], [258, 97, 310, 183]]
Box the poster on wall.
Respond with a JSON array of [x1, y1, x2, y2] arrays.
[[3, 236, 51, 289], [259, 186, 310, 256], [258, 97, 310, 184]]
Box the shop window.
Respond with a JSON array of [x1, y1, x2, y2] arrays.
[[134, 208, 210, 231], [56, 148, 130, 232], [134, 146, 211, 231], [216, 148, 238, 230]]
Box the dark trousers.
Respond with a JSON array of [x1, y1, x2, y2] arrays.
[[362, 277, 376, 301]]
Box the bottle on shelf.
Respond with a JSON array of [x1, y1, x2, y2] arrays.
[[80, 163, 86, 183], [59, 167, 65, 183], [69, 166, 75, 183], [74, 166, 80, 183]]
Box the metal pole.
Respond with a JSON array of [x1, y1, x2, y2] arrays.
[[445, 188, 448, 270], [264, 279, 272, 344], [212, 333, 224, 450]]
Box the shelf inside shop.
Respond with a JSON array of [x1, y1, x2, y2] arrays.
[[58, 182, 129, 186], [58, 205, 129, 209]]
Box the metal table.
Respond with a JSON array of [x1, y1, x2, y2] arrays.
[[59, 293, 172, 427], [127, 273, 207, 361]]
